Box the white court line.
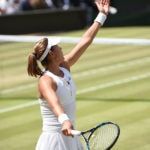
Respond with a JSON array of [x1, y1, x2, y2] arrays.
[[0, 72, 150, 113], [0, 84, 36, 95], [1, 56, 150, 94], [0, 35, 150, 45], [0, 101, 38, 114], [73, 57, 150, 78], [77, 72, 150, 94]]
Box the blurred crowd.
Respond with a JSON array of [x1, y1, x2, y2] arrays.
[[0, 0, 100, 15], [0, 0, 117, 25], [0, 0, 117, 14]]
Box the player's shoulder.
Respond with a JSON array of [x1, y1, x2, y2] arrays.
[[38, 73, 54, 84]]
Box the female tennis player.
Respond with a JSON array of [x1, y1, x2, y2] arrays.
[[27, 0, 110, 149]]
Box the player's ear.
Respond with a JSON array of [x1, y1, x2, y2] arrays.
[[48, 51, 56, 60], [48, 51, 53, 56]]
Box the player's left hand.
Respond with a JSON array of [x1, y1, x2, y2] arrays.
[[95, 0, 110, 15]]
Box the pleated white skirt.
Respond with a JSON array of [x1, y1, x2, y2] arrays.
[[36, 131, 84, 150]]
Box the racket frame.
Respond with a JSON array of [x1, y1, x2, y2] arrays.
[[71, 121, 120, 150]]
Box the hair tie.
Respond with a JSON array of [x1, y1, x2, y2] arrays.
[[32, 52, 37, 59]]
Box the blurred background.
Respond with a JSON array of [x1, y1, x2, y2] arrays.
[[0, 0, 150, 34]]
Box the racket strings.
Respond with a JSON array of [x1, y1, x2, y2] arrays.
[[89, 124, 118, 150]]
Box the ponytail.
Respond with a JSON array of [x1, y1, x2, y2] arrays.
[[27, 52, 42, 77], [27, 38, 49, 77]]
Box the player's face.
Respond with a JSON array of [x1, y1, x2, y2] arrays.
[[51, 45, 64, 63]]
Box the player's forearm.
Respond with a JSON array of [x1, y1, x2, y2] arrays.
[[81, 22, 101, 45], [50, 103, 70, 124], [47, 98, 65, 117], [65, 22, 101, 66]]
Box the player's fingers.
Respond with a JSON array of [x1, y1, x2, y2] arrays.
[[62, 129, 74, 137], [95, 0, 103, 12], [100, 0, 107, 5], [105, 0, 110, 6], [68, 129, 74, 137]]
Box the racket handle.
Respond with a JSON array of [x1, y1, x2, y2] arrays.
[[71, 130, 81, 136]]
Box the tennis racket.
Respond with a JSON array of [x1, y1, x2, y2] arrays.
[[71, 121, 120, 150]]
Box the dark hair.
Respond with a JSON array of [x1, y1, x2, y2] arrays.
[[27, 38, 49, 77]]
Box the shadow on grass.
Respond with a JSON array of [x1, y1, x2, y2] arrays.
[[0, 96, 37, 101], [1, 96, 150, 102], [76, 97, 150, 102]]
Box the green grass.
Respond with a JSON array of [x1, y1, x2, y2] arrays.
[[55, 26, 150, 39], [0, 27, 150, 150]]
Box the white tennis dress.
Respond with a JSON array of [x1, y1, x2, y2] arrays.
[[36, 67, 83, 150]]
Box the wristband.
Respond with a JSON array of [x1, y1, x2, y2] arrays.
[[58, 114, 69, 124], [94, 12, 107, 26]]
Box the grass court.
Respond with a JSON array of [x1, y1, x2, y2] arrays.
[[0, 27, 150, 150]]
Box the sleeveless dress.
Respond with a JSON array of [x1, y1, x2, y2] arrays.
[[36, 67, 83, 150]]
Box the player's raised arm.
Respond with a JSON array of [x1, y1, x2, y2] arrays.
[[64, 0, 110, 66]]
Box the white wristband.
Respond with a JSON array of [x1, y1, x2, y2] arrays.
[[94, 12, 107, 26], [58, 114, 69, 124]]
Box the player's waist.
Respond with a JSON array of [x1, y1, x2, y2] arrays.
[[42, 124, 62, 133]]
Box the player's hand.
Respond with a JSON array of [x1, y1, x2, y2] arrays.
[[61, 120, 74, 137], [95, 0, 110, 15]]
